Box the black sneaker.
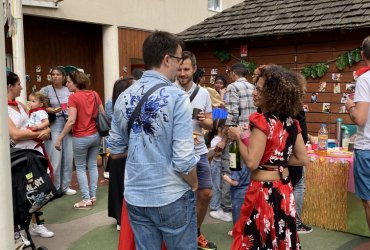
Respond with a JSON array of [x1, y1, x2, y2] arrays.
[[197, 234, 217, 250], [297, 223, 313, 234]]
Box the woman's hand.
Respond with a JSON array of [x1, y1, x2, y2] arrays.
[[228, 126, 241, 141], [37, 127, 50, 141], [55, 137, 62, 151]]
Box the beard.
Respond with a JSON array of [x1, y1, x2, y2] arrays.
[[177, 76, 192, 86]]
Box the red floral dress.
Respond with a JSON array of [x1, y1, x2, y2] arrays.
[[231, 112, 302, 250]]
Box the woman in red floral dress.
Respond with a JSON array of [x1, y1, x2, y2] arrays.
[[228, 65, 308, 250]]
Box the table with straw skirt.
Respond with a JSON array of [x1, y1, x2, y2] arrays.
[[302, 155, 349, 231]]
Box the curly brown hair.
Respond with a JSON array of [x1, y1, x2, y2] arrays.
[[30, 91, 50, 108], [258, 65, 306, 116]]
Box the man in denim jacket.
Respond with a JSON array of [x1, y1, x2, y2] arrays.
[[108, 31, 198, 249]]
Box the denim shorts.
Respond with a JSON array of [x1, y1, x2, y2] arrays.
[[354, 149, 370, 200], [197, 153, 213, 189]]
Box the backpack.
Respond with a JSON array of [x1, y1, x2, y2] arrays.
[[11, 149, 58, 227]]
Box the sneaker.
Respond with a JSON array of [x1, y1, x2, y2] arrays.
[[103, 171, 110, 179], [227, 230, 233, 237], [64, 188, 77, 195], [30, 223, 54, 238], [198, 234, 217, 250], [14, 231, 31, 246], [297, 223, 313, 234], [209, 209, 232, 222], [116, 224, 121, 231]]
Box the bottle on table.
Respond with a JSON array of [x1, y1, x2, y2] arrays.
[[336, 118, 343, 147], [342, 129, 350, 149], [229, 116, 241, 171], [317, 123, 329, 156]]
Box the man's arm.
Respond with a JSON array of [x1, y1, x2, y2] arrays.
[[198, 112, 212, 130], [180, 167, 198, 192], [346, 99, 370, 126]]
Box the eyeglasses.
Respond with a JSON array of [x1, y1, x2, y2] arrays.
[[254, 83, 263, 93], [168, 54, 183, 64]]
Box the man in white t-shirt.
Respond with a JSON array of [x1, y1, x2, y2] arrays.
[[174, 51, 216, 250], [346, 35, 370, 231]]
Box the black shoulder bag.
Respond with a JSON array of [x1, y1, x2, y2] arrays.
[[189, 85, 200, 103], [127, 83, 167, 135]]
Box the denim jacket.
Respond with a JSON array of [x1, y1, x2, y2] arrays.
[[108, 70, 198, 207]]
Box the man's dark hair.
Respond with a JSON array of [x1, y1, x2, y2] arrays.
[[132, 68, 144, 80], [112, 77, 134, 110], [142, 30, 184, 69], [231, 63, 249, 77], [193, 68, 204, 84], [362, 36, 370, 60], [182, 51, 197, 67]]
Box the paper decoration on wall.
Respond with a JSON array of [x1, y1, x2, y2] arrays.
[[49, 68, 53, 74], [340, 93, 349, 103], [47, 74, 51, 81], [36, 75, 41, 83], [339, 105, 347, 113], [333, 83, 341, 94], [322, 103, 330, 113], [210, 75, 216, 84], [303, 104, 309, 112], [211, 68, 218, 75], [36, 65, 41, 73], [332, 73, 342, 81], [346, 83, 356, 91], [310, 93, 318, 103], [318, 82, 326, 92]]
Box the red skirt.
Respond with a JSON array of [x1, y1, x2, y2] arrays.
[[231, 178, 301, 250], [118, 200, 167, 250]]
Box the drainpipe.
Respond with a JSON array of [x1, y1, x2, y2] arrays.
[[103, 25, 119, 103], [12, 0, 27, 103], [0, 2, 15, 249]]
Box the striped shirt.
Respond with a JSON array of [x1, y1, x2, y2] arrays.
[[224, 77, 256, 127]]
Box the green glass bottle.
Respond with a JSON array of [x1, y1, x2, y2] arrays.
[[229, 139, 241, 171]]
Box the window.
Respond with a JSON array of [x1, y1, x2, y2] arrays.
[[208, 0, 222, 12]]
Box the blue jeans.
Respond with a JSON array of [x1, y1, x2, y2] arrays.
[[45, 116, 73, 191], [72, 132, 101, 200], [293, 167, 305, 226], [210, 159, 221, 210], [126, 190, 197, 250], [231, 189, 246, 224]]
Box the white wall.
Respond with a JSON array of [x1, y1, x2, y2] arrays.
[[22, 0, 244, 33]]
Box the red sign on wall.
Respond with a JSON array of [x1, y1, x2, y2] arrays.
[[240, 45, 248, 57]]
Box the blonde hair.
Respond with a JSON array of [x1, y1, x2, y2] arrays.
[[30, 91, 49, 108]]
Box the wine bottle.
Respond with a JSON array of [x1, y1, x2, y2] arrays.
[[229, 139, 241, 171]]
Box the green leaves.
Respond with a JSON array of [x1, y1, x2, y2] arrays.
[[302, 63, 329, 79], [303, 47, 361, 79], [241, 60, 256, 74], [335, 48, 361, 71], [213, 49, 231, 62]]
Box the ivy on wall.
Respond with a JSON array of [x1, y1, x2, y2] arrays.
[[213, 49, 256, 74], [301, 48, 361, 79]]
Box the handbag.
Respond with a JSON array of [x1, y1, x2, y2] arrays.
[[93, 92, 110, 137], [48, 112, 56, 123]]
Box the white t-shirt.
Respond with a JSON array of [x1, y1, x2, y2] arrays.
[[354, 71, 370, 150], [174, 82, 213, 156], [28, 110, 48, 127], [210, 135, 222, 161], [8, 104, 42, 153]]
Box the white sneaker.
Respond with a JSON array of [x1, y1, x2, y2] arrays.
[[209, 209, 232, 222], [14, 231, 31, 246], [116, 224, 121, 231], [30, 223, 54, 238], [103, 171, 110, 179], [64, 188, 77, 195]]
